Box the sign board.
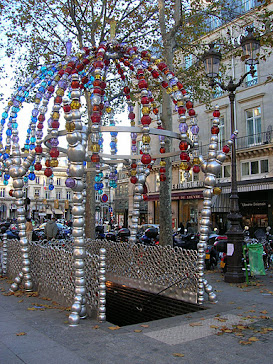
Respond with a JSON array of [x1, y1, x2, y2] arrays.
[[101, 194, 108, 203], [109, 207, 113, 212]]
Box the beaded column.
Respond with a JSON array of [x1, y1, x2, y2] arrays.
[[65, 74, 87, 326], [98, 247, 106, 322], [1, 233, 7, 275]]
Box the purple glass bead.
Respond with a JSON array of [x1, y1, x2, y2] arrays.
[[169, 78, 178, 87], [7, 122, 12, 128], [58, 80, 67, 89], [48, 118, 52, 127], [159, 135, 165, 142], [109, 172, 115, 178], [44, 92, 51, 100], [13, 100, 20, 107], [131, 145, 137, 152], [12, 136, 19, 143], [32, 109, 39, 117], [142, 60, 148, 69], [50, 138, 59, 146], [104, 101, 110, 107], [35, 92, 42, 99], [132, 58, 140, 66], [147, 90, 152, 98], [179, 123, 188, 133], [131, 132, 137, 139], [65, 177, 76, 188], [191, 125, 199, 135], [36, 130, 43, 138], [128, 105, 134, 112]]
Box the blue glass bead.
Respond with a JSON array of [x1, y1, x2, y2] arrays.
[[49, 184, 54, 191], [6, 129, 12, 136], [1, 119, 5, 125], [95, 176, 101, 182], [4, 174, 10, 180], [98, 189, 103, 195], [94, 183, 100, 191], [12, 122, 18, 129], [3, 180, 8, 186], [3, 153, 9, 160], [24, 176, 28, 182], [30, 137, 36, 143], [2, 112, 8, 119], [28, 172, 36, 181], [24, 145, 30, 150], [30, 144, 35, 150], [29, 166, 35, 172]]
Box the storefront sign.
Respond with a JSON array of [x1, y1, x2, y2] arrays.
[[241, 201, 267, 208]]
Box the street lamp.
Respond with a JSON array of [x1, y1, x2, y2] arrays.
[[203, 27, 260, 283]]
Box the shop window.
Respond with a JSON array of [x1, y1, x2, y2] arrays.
[[246, 107, 261, 145]]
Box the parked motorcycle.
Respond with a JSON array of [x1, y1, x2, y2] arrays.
[[139, 227, 159, 246], [205, 243, 219, 270], [173, 230, 199, 250]]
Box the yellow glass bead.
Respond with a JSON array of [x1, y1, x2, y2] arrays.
[[65, 122, 75, 132], [154, 59, 161, 65], [34, 98, 40, 104], [70, 100, 81, 109], [50, 159, 59, 167], [76, 52, 82, 59], [95, 74, 101, 79], [193, 157, 200, 165], [177, 101, 184, 107], [180, 162, 188, 170], [106, 107, 112, 113], [0, 143, 2, 149], [56, 88, 64, 96], [114, 138, 118, 143], [5, 148, 10, 154], [54, 75, 60, 82], [142, 135, 151, 144], [172, 85, 179, 91], [166, 87, 172, 94], [131, 170, 137, 176], [92, 144, 100, 153], [52, 112, 60, 120], [213, 187, 222, 195], [142, 106, 150, 115], [151, 103, 157, 108], [160, 160, 166, 167], [131, 121, 135, 126], [8, 101, 13, 106]]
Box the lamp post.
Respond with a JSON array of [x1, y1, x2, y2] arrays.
[[203, 27, 260, 283]]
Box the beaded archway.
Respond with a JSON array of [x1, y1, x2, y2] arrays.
[[0, 39, 234, 326]]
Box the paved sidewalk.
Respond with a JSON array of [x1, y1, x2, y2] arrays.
[[1, 269, 273, 364]]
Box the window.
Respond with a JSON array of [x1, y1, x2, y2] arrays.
[[45, 191, 51, 200], [184, 54, 192, 69], [245, 64, 258, 87], [179, 170, 199, 183], [56, 189, 62, 199], [35, 176, 40, 184], [66, 191, 71, 200], [56, 178, 61, 186], [224, 165, 231, 178], [34, 188, 40, 197], [246, 107, 261, 145], [241, 159, 268, 177], [0, 188, 5, 197]]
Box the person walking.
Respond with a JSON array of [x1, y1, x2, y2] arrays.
[[44, 216, 58, 240], [26, 218, 33, 242]]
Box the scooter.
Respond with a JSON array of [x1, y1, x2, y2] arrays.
[[205, 244, 218, 270]]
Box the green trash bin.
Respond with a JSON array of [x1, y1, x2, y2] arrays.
[[247, 243, 265, 276]]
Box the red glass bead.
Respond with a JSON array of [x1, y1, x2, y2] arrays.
[[126, 95, 131, 100], [153, 108, 159, 115], [51, 120, 60, 129], [93, 88, 102, 94], [180, 152, 189, 161], [124, 86, 130, 94], [45, 159, 51, 167], [94, 60, 104, 69], [132, 140, 136, 145], [213, 110, 220, 117], [157, 62, 167, 71], [55, 96, 62, 104], [186, 162, 191, 171], [179, 141, 188, 150], [35, 146, 43, 154], [38, 114, 45, 122], [128, 112, 135, 120], [211, 126, 219, 134], [101, 81, 106, 89], [159, 167, 166, 173], [223, 145, 230, 153], [50, 147, 59, 158], [71, 80, 80, 89], [91, 153, 100, 163], [65, 67, 72, 75], [138, 79, 148, 89], [160, 174, 166, 181], [131, 163, 137, 169], [151, 70, 159, 78], [44, 168, 53, 177], [91, 114, 101, 123], [72, 69, 78, 75], [9, 189, 14, 197], [160, 147, 165, 153], [161, 81, 168, 88], [83, 47, 90, 55], [58, 69, 64, 76], [34, 162, 42, 171], [141, 50, 148, 58], [177, 82, 183, 89], [141, 115, 151, 125], [81, 76, 88, 84], [82, 58, 90, 65], [47, 86, 54, 93], [141, 96, 149, 104], [77, 63, 84, 71], [178, 106, 186, 115], [63, 105, 71, 113], [193, 165, 200, 173], [130, 176, 138, 184], [37, 123, 43, 130], [186, 100, 193, 109], [188, 108, 195, 116], [141, 154, 152, 165], [143, 194, 148, 201]]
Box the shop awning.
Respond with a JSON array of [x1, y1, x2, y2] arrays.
[[221, 180, 273, 194], [46, 209, 52, 215]]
